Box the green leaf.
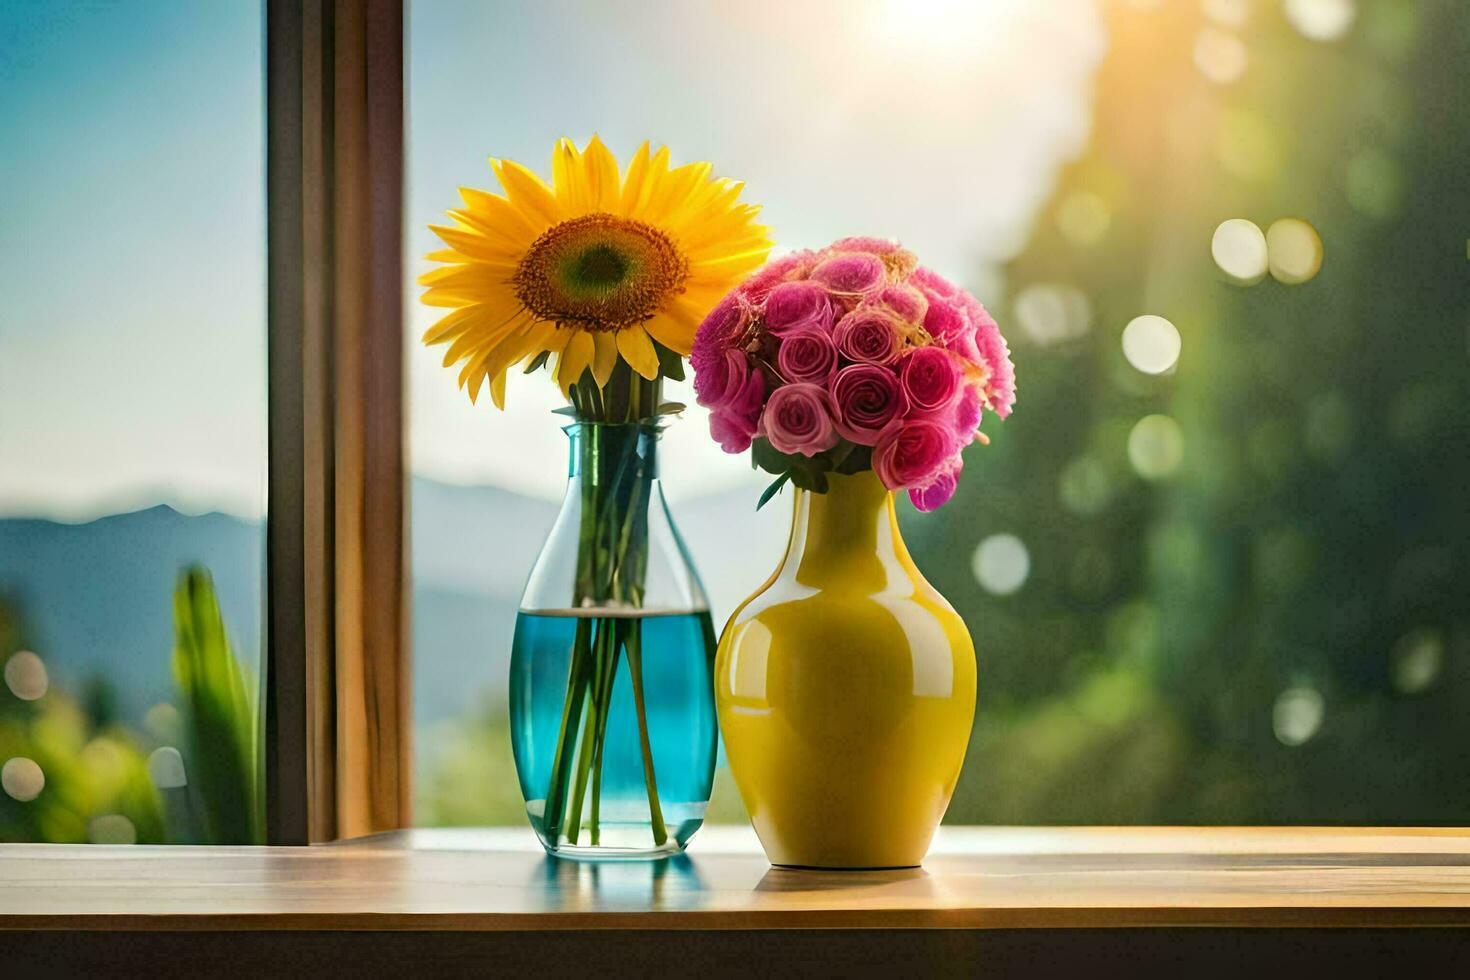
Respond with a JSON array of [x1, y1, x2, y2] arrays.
[[834, 443, 874, 475], [523, 350, 552, 374], [655, 401, 686, 416], [756, 472, 791, 510], [788, 464, 829, 493], [652, 341, 686, 382], [551, 404, 580, 417], [751, 437, 791, 476], [172, 567, 261, 844]]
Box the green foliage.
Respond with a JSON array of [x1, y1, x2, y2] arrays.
[[0, 595, 164, 844], [171, 568, 262, 843], [751, 436, 830, 492]]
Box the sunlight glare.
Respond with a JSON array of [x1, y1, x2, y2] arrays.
[[1212, 218, 1268, 283], [1284, 0, 1356, 42], [1265, 218, 1323, 284], [1121, 315, 1182, 375]]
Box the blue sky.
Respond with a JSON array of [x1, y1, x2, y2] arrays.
[[0, 1, 266, 520], [0, 0, 1103, 519]]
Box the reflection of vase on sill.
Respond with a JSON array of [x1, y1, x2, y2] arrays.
[[716, 469, 976, 869]]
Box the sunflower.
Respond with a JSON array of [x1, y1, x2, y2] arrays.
[[419, 136, 772, 415]]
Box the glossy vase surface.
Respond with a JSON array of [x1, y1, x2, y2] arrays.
[[511, 422, 717, 859], [715, 469, 976, 869]]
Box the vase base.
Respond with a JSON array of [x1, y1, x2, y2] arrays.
[[770, 862, 922, 872], [541, 840, 686, 862]]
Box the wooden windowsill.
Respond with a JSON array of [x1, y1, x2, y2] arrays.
[[4, 827, 1470, 969]]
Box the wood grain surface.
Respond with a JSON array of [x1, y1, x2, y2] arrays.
[[4, 826, 1470, 932]]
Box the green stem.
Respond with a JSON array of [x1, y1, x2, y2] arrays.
[[624, 621, 668, 847], [542, 617, 592, 844], [588, 628, 621, 845]]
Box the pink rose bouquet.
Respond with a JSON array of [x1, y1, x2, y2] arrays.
[[691, 237, 1015, 511]]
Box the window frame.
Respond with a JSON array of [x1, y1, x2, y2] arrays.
[[265, 0, 409, 845]]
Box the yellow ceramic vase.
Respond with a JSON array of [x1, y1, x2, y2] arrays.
[[715, 469, 976, 869]]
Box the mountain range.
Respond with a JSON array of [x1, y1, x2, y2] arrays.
[[0, 477, 790, 727]]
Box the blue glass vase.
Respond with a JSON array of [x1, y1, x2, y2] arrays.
[[510, 421, 717, 859]]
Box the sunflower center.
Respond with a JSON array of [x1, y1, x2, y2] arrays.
[[513, 213, 689, 332]]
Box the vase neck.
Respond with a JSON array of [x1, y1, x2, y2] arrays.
[[781, 470, 911, 590], [565, 421, 661, 485]]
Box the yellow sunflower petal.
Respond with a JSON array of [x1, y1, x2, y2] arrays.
[[557, 329, 595, 394], [551, 137, 589, 214], [643, 314, 693, 356], [418, 263, 515, 289], [616, 324, 660, 380], [429, 223, 523, 263], [582, 135, 620, 211], [617, 141, 651, 216], [591, 331, 619, 387], [490, 322, 558, 409], [454, 190, 540, 245], [492, 157, 562, 229]]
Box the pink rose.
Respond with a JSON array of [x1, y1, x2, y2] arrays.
[[811, 252, 886, 295], [961, 292, 1016, 419], [900, 346, 964, 415], [776, 328, 838, 385], [829, 237, 918, 279], [762, 383, 838, 457], [952, 383, 983, 438], [695, 347, 751, 411], [707, 367, 766, 454], [833, 309, 903, 365], [872, 418, 955, 491], [763, 280, 835, 334], [909, 457, 962, 512], [911, 266, 958, 299], [710, 407, 757, 454], [831, 364, 906, 446], [739, 250, 817, 301], [691, 293, 749, 383], [920, 292, 968, 350], [870, 284, 928, 324]]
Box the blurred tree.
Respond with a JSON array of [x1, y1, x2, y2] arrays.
[[924, 0, 1470, 824]]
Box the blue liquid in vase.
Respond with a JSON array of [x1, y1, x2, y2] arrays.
[[510, 609, 718, 858]]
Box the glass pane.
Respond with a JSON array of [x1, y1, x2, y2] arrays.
[[1, 1, 265, 843], [406, 0, 1470, 827]]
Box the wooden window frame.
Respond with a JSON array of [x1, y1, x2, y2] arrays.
[[265, 0, 409, 844]]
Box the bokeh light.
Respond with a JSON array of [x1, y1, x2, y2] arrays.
[[972, 534, 1031, 596], [1014, 283, 1092, 346], [1202, 0, 1250, 28], [1128, 415, 1185, 480], [1391, 628, 1444, 695], [1273, 686, 1325, 746], [148, 746, 188, 790], [1211, 218, 1268, 283], [1059, 455, 1115, 516], [1121, 315, 1182, 374], [88, 814, 138, 845], [143, 702, 182, 742], [1, 757, 45, 802], [3, 650, 49, 701], [1194, 28, 1248, 84], [1284, 0, 1356, 42], [1055, 190, 1112, 247], [1266, 217, 1324, 283]]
